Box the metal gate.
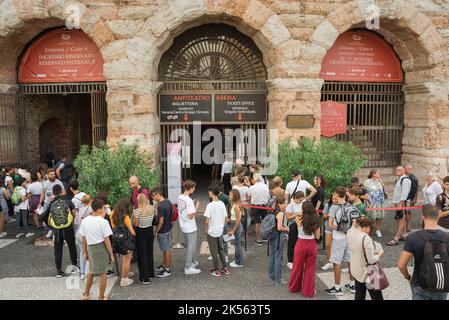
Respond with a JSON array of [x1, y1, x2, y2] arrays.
[[321, 81, 404, 167], [91, 91, 108, 146], [0, 94, 26, 167]]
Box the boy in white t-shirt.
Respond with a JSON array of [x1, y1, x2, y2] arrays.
[[325, 186, 355, 296], [204, 183, 230, 277], [80, 198, 114, 300], [177, 180, 201, 275]]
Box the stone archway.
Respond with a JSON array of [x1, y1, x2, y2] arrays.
[[309, 0, 449, 178], [0, 1, 115, 91]]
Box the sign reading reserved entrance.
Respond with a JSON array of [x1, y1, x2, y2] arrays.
[[159, 94, 212, 122], [159, 93, 266, 123], [320, 101, 347, 137], [214, 94, 266, 122]]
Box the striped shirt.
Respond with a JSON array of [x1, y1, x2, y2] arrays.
[[133, 209, 155, 228]]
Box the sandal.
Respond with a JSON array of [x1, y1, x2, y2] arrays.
[[81, 294, 89, 300], [98, 296, 108, 300], [386, 239, 399, 246]]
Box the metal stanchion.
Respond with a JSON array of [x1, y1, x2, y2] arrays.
[[172, 219, 185, 249]]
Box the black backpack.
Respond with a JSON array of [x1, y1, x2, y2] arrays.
[[112, 222, 135, 255], [399, 175, 418, 201], [417, 231, 449, 292], [335, 203, 361, 233]]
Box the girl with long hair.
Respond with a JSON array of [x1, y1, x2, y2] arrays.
[[289, 201, 321, 297], [268, 195, 289, 286], [133, 193, 156, 284], [110, 198, 136, 287], [224, 189, 244, 268]]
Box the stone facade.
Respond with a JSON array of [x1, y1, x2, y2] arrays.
[[0, 0, 448, 180]]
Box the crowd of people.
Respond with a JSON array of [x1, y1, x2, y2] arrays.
[[1, 159, 449, 301]]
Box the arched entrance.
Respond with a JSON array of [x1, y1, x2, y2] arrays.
[[0, 27, 107, 168], [158, 24, 268, 191], [320, 30, 404, 167]]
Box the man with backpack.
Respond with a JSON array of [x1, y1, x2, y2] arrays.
[[325, 186, 360, 296], [405, 164, 419, 233], [40, 168, 66, 238], [398, 205, 449, 300], [55, 155, 70, 191], [436, 176, 449, 233], [151, 188, 174, 278], [387, 166, 412, 246], [48, 184, 78, 278]]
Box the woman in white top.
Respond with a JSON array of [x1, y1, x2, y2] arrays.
[[27, 172, 44, 230], [422, 171, 443, 206], [15, 177, 33, 238], [347, 217, 384, 300], [75, 194, 93, 280], [288, 201, 320, 298]]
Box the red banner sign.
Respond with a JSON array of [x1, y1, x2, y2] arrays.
[[320, 101, 347, 137], [18, 29, 105, 83], [320, 31, 403, 83]]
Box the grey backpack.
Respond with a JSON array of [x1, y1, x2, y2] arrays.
[[261, 211, 279, 240]]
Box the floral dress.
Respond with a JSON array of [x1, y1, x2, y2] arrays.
[[363, 179, 386, 219]]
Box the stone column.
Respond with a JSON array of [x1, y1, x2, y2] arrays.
[[266, 78, 323, 142], [402, 81, 449, 178], [105, 79, 162, 168]]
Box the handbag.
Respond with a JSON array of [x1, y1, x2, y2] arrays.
[[362, 235, 389, 291]]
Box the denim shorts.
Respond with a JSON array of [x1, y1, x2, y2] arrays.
[[157, 231, 171, 252], [324, 219, 332, 234]]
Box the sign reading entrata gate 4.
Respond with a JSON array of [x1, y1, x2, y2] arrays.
[[159, 94, 212, 122], [214, 94, 266, 122]]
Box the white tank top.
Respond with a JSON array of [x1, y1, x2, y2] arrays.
[[298, 224, 315, 240]]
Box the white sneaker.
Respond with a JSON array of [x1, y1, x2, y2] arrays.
[[342, 268, 349, 273], [120, 278, 134, 287], [0, 232, 7, 238], [376, 230, 382, 238], [25, 232, 34, 238], [229, 261, 243, 268], [7, 218, 16, 223], [321, 263, 333, 271], [80, 274, 86, 280], [208, 256, 212, 261], [225, 256, 229, 263], [16, 233, 24, 238], [127, 272, 135, 278], [46, 230, 53, 238], [287, 262, 293, 270], [184, 267, 201, 275]]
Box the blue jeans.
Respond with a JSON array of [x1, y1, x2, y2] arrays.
[[16, 209, 29, 234], [268, 234, 285, 284], [411, 284, 448, 300], [223, 222, 243, 265], [76, 233, 89, 275]]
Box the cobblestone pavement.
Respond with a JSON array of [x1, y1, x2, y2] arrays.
[[0, 208, 429, 301]]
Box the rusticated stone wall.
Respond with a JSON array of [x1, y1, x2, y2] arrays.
[[0, 0, 447, 181]]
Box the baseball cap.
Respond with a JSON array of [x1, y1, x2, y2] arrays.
[[291, 170, 301, 177]]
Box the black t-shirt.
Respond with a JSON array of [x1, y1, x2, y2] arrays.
[[436, 192, 449, 229], [404, 229, 449, 286], [311, 186, 325, 211], [157, 199, 173, 234]]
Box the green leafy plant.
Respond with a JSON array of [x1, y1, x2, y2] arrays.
[[73, 142, 160, 206], [273, 137, 367, 198]]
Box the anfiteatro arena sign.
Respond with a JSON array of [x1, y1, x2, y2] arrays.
[[159, 93, 267, 124]]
